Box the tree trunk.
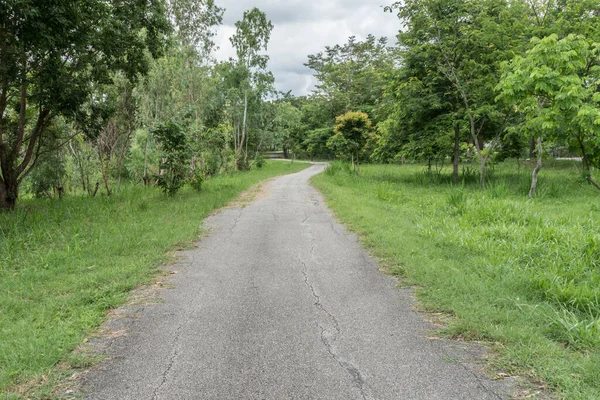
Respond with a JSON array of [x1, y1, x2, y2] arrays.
[[583, 160, 600, 191], [529, 137, 543, 198], [466, 115, 487, 189], [69, 139, 86, 192], [480, 157, 487, 189], [529, 136, 536, 160], [453, 123, 460, 185], [100, 157, 112, 196], [356, 151, 360, 176], [238, 90, 249, 170], [143, 134, 149, 185], [0, 177, 18, 210], [577, 134, 600, 191]]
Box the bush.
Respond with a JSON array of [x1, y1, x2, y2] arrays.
[[152, 121, 188, 196], [324, 161, 352, 176], [189, 171, 204, 192], [255, 155, 265, 169]]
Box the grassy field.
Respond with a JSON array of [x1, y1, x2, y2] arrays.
[[312, 161, 600, 399], [0, 160, 308, 397]]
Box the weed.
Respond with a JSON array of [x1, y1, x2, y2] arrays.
[[324, 161, 352, 177]]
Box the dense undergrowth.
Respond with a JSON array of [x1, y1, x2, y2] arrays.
[[313, 160, 600, 399], [0, 161, 308, 397]]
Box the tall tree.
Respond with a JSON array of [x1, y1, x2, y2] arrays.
[[386, 0, 525, 187], [306, 35, 395, 117], [0, 0, 169, 209], [166, 0, 224, 57], [228, 7, 274, 169]]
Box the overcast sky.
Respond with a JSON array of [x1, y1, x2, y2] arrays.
[[213, 1, 401, 96]]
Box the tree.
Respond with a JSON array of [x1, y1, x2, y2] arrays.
[[0, 0, 170, 209], [229, 8, 274, 169], [328, 111, 373, 175], [166, 0, 224, 56], [497, 34, 600, 196], [153, 121, 189, 196], [306, 35, 396, 118], [269, 101, 302, 158], [386, 0, 525, 188]]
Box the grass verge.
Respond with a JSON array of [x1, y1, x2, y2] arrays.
[[0, 160, 309, 397], [312, 161, 600, 399]]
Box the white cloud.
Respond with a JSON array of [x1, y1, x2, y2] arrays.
[[213, 0, 400, 96]]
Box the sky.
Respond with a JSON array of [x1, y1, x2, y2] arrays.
[[212, 0, 401, 96]]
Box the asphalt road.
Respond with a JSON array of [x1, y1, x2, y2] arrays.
[[82, 163, 515, 399]]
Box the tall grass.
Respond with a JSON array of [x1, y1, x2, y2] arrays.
[[314, 160, 600, 399], [0, 161, 308, 396]]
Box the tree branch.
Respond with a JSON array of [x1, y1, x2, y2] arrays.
[[16, 109, 51, 177], [13, 79, 28, 157]]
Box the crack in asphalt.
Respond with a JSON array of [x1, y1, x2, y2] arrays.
[[151, 324, 183, 400], [329, 221, 344, 238], [297, 253, 373, 400], [229, 210, 242, 236], [317, 324, 370, 400], [151, 303, 198, 400], [297, 255, 340, 338]]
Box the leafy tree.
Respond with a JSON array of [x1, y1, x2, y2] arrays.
[[126, 129, 159, 185], [497, 34, 600, 195], [229, 7, 274, 169], [302, 129, 330, 160], [328, 111, 373, 175], [386, 0, 525, 188], [166, 0, 224, 56], [0, 0, 169, 209], [374, 69, 460, 178], [27, 120, 69, 199], [153, 121, 189, 196], [269, 101, 302, 158], [306, 35, 396, 118], [197, 124, 231, 175]]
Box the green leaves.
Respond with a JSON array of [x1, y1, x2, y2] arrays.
[[497, 32, 600, 187], [230, 8, 273, 69], [152, 121, 189, 196], [305, 35, 395, 118], [328, 111, 373, 165]]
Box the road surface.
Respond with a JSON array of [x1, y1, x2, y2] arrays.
[[81, 163, 515, 399]]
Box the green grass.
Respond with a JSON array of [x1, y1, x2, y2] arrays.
[[0, 160, 309, 397], [313, 160, 600, 399]]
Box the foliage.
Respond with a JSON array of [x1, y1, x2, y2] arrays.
[[497, 34, 600, 190], [0, 0, 170, 209], [153, 122, 189, 196], [302, 127, 335, 160], [324, 160, 353, 177], [189, 171, 204, 192], [383, 0, 526, 187], [166, 0, 224, 55], [328, 111, 373, 173], [306, 35, 395, 117]]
